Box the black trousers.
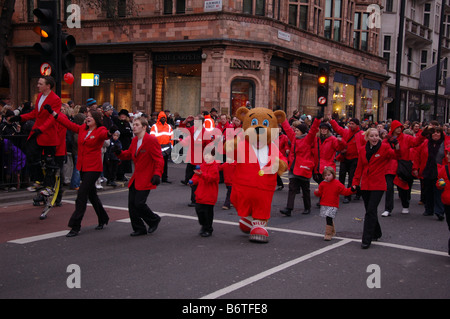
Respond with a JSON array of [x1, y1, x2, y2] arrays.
[[195, 203, 214, 232], [128, 182, 160, 233], [68, 171, 109, 231], [339, 158, 358, 199], [26, 134, 56, 188], [361, 190, 384, 245], [286, 177, 311, 210], [184, 163, 197, 203], [384, 174, 395, 213], [162, 154, 169, 181]]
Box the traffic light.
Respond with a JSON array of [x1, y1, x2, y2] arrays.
[[317, 62, 330, 108], [61, 32, 76, 74], [33, 0, 58, 77]]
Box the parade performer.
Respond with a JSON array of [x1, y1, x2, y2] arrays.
[[225, 107, 288, 243]]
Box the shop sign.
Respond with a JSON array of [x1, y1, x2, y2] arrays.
[[230, 59, 261, 71]]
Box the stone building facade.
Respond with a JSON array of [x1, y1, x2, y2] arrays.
[[5, 0, 387, 121]]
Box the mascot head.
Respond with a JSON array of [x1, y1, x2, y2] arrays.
[[236, 107, 286, 149]]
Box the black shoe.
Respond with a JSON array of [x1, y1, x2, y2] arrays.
[[343, 198, 350, 204], [66, 229, 79, 237], [148, 216, 161, 234], [437, 214, 444, 221], [108, 181, 117, 187], [95, 218, 109, 230], [302, 209, 311, 215], [188, 202, 196, 207], [361, 242, 371, 249], [162, 179, 172, 184], [280, 208, 292, 216], [130, 231, 147, 237], [423, 211, 433, 216], [200, 231, 212, 237], [180, 180, 188, 185]]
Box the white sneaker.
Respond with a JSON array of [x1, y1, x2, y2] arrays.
[[401, 208, 409, 214], [40, 187, 54, 196], [381, 211, 391, 217]]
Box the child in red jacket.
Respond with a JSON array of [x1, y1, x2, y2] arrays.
[[436, 146, 450, 255], [190, 151, 220, 237], [314, 167, 355, 241]]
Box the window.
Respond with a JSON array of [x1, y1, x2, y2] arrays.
[[105, 0, 127, 18], [385, 0, 394, 13], [164, 0, 185, 14], [243, 0, 265, 16], [289, 1, 309, 30], [353, 12, 369, 51], [325, 0, 342, 41], [407, 47, 413, 76], [421, 50, 428, 70], [423, 3, 431, 28], [231, 79, 255, 116], [383, 35, 391, 69]]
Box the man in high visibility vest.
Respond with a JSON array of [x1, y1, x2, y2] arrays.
[[150, 111, 174, 183]]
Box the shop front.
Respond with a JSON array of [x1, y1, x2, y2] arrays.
[[332, 72, 356, 120]]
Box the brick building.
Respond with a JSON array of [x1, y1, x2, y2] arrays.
[[5, 0, 387, 121]]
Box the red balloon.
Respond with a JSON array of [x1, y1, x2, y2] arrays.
[[64, 73, 74, 85]]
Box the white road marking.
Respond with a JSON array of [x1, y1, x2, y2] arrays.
[[200, 239, 352, 299], [7, 200, 448, 258]]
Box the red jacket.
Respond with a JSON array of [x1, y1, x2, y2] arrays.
[[389, 120, 425, 160], [21, 91, 61, 146], [178, 126, 211, 165], [314, 178, 353, 208], [191, 161, 220, 205], [219, 161, 236, 186], [330, 120, 364, 160], [282, 118, 319, 178], [312, 133, 346, 174], [118, 133, 164, 190], [436, 164, 450, 205], [353, 142, 399, 191], [56, 113, 109, 172]]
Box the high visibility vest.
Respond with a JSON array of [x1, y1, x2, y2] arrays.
[[150, 123, 173, 145], [204, 115, 215, 132]]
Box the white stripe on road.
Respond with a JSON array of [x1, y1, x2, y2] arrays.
[[7, 201, 448, 258], [200, 239, 352, 299]]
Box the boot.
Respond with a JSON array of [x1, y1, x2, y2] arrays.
[[324, 225, 334, 241], [249, 219, 269, 243], [331, 222, 336, 236]]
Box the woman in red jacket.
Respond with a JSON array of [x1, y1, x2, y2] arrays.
[[117, 116, 164, 236], [279, 117, 320, 216], [352, 128, 400, 249], [45, 106, 112, 237]]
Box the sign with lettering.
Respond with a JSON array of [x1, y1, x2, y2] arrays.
[[230, 59, 261, 71], [204, 0, 222, 12]]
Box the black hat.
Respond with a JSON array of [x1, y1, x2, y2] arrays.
[[118, 109, 129, 117], [293, 122, 308, 134], [349, 118, 360, 126], [319, 121, 332, 130]]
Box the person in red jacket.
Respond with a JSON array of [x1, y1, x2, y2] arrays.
[[330, 117, 364, 203], [190, 150, 220, 237], [352, 128, 400, 249], [280, 117, 320, 216], [12, 76, 62, 195], [314, 167, 355, 240], [117, 116, 164, 236], [45, 106, 113, 237], [435, 146, 450, 255], [312, 121, 346, 184]]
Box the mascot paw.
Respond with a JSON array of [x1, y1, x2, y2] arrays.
[[239, 216, 253, 234], [277, 158, 288, 176], [249, 220, 269, 243]]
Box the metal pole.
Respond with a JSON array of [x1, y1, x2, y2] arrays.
[[433, 0, 446, 120], [394, 0, 406, 121]]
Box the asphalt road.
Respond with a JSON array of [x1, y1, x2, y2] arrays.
[[0, 162, 448, 304]]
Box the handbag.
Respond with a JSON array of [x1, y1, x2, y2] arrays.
[[397, 159, 413, 184], [161, 143, 172, 157]]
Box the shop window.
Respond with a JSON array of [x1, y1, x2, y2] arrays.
[[332, 82, 355, 119], [298, 72, 318, 117], [153, 64, 201, 117], [269, 57, 288, 110], [231, 79, 255, 116]]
